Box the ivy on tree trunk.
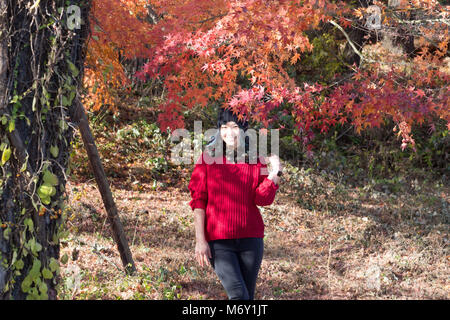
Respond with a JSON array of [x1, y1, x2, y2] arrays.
[[0, 0, 91, 300]]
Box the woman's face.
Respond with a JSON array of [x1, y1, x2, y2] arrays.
[[220, 121, 240, 148]]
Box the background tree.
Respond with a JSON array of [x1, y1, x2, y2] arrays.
[[131, 0, 448, 154]]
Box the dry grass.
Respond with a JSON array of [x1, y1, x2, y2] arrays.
[[58, 163, 449, 300]]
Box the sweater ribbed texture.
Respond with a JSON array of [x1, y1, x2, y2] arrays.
[[188, 151, 279, 241]]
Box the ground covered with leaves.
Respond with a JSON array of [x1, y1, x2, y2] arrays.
[[57, 109, 449, 300]]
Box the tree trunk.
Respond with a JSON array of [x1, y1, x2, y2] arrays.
[[0, 0, 91, 299]]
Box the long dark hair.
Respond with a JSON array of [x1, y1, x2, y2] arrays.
[[205, 106, 258, 164]]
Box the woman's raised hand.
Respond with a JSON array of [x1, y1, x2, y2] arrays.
[[266, 154, 283, 175]]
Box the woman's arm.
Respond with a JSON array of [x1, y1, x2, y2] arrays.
[[254, 155, 282, 206], [194, 208, 207, 242], [193, 208, 211, 267], [188, 153, 208, 211], [254, 168, 279, 206], [189, 152, 211, 267]]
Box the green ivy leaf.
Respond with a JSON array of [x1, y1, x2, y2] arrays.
[[66, 59, 79, 77], [10, 95, 19, 104], [49, 258, 60, 272], [37, 184, 55, 204], [42, 268, 53, 279], [20, 160, 27, 172], [24, 218, 34, 233], [38, 184, 53, 196], [28, 238, 42, 256], [14, 259, 24, 270], [29, 259, 41, 281], [38, 195, 51, 205], [21, 275, 32, 293], [8, 120, 15, 132], [42, 87, 50, 101], [43, 170, 58, 186], [32, 95, 37, 112], [59, 119, 68, 131], [33, 241, 42, 254], [39, 281, 48, 295], [50, 145, 59, 158], [3, 227, 11, 240], [1, 147, 11, 165], [69, 90, 76, 104], [11, 250, 17, 265]]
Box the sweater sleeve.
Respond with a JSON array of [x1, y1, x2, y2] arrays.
[[188, 152, 208, 211], [254, 158, 279, 206]]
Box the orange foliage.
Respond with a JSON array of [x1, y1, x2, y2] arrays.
[[84, 0, 449, 152], [83, 0, 154, 111]]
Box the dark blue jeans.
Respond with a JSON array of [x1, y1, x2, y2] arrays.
[[208, 237, 264, 300]]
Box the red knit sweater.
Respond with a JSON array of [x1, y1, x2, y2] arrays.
[[188, 151, 279, 241]]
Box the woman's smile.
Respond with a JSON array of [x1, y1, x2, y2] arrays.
[[221, 121, 240, 147]]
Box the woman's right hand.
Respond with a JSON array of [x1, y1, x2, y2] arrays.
[[195, 239, 212, 268]]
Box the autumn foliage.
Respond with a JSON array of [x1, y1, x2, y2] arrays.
[[85, 0, 449, 153]]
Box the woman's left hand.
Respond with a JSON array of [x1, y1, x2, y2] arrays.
[[267, 154, 283, 175]]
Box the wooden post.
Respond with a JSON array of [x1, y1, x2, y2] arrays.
[[71, 96, 136, 275]]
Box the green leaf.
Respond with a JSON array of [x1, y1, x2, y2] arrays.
[[14, 259, 25, 270], [39, 281, 48, 294], [27, 287, 39, 299], [1, 147, 11, 165], [28, 238, 42, 255], [32, 95, 37, 112], [39, 292, 49, 300], [21, 275, 32, 293], [10, 95, 19, 104], [24, 218, 34, 233], [43, 170, 58, 185], [11, 250, 17, 265], [33, 241, 42, 254], [3, 227, 11, 240], [40, 195, 51, 205], [39, 281, 48, 300], [20, 159, 27, 172], [42, 268, 53, 279], [29, 259, 41, 281], [38, 184, 56, 202], [42, 87, 50, 101], [66, 59, 79, 77], [50, 145, 59, 158], [59, 119, 68, 131], [69, 90, 76, 104], [49, 258, 60, 272], [62, 95, 69, 106]]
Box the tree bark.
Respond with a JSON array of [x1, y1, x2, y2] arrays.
[[0, 0, 92, 299]]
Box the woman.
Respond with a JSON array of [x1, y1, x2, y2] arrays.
[[188, 106, 283, 300]]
